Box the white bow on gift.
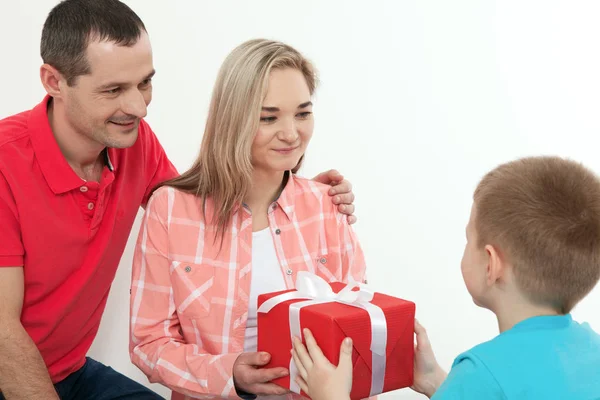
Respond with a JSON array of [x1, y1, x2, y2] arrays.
[[257, 272, 388, 397]]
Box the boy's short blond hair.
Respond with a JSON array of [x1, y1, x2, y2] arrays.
[[474, 156, 600, 313]]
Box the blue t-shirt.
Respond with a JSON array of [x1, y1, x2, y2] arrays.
[[432, 314, 600, 399]]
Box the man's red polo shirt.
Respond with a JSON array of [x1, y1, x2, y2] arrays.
[[0, 96, 178, 383]]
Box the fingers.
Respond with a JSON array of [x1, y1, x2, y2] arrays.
[[292, 336, 313, 372], [333, 189, 356, 219], [234, 352, 290, 396], [336, 195, 355, 209], [414, 319, 429, 343], [414, 319, 433, 353], [314, 169, 344, 187], [414, 319, 426, 335], [248, 382, 290, 396], [303, 328, 328, 364], [337, 202, 355, 217], [347, 215, 358, 225], [238, 351, 272, 367], [295, 375, 310, 396], [330, 182, 354, 199], [337, 337, 353, 373], [247, 366, 289, 384], [292, 347, 308, 381]]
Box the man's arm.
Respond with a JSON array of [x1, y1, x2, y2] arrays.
[[0, 267, 59, 400]]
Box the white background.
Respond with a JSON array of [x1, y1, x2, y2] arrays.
[[2, 1, 600, 399]]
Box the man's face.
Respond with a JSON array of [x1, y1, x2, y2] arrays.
[[61, 31, 154, 149]]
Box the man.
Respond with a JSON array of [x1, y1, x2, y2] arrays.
[[0, 1, 358, 399]]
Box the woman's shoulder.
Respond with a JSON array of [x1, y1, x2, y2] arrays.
[[289, 175, 340, 220], [291, 175, 331, 196], [148, 185, 201, 204], [146, 185, 211, 220]]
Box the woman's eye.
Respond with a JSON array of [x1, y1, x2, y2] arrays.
[[297, 112, 312, 119]]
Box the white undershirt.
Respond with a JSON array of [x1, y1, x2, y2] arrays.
[[244, 227, 288, 353]]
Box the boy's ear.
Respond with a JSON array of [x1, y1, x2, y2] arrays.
[[485, 244, 505, 286]]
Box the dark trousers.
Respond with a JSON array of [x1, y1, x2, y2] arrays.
[[0, 357, 164, 400]]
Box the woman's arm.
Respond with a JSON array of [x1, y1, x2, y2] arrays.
[[336, 206, 367, 284], [130, 188, 289, 398], [129, 189, 241, 398]]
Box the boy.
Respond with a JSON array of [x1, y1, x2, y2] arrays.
[[291, 156, 600, 399]]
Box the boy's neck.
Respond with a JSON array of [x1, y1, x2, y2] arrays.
[[493, 297, 560, 333]]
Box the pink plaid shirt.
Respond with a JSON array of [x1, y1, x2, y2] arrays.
[[130, 175, 366, 399]]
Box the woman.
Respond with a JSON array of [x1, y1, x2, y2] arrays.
[[129, 39, 367, 400]]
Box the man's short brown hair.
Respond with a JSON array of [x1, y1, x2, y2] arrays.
[[41, 0, 146, 86], [474, 156, 600, 313]]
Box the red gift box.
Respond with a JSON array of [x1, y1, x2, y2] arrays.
[[257, 273, 415, 400]]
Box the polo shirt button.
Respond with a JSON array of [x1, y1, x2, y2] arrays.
[[87, 202, 94, 210], [286, 269, 293, 275], [80, 186, 88, 193], [275, 229, 281, 235], [320, 257, 327, 264]]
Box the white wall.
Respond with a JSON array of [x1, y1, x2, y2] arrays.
[[2, 1, 600, 399]]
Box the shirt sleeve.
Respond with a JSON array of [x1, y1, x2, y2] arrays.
[[0, 170, 24, 266], [431, 354, 506, 400], [129, 187, 242, 399], [139, 121, 179, 208]]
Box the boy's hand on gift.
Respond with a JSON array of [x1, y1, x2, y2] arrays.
[[411, 320, 447, 398], [291, 328, 352, 400], [233, 352, 290, 396]]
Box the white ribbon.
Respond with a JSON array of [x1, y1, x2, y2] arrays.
[[257, 272, 387, 396]]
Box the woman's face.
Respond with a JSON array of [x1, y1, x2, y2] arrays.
[[251, 68, 314, 174]]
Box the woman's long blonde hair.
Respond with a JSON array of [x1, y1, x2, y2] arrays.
[[157, 39, 318, 242]]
